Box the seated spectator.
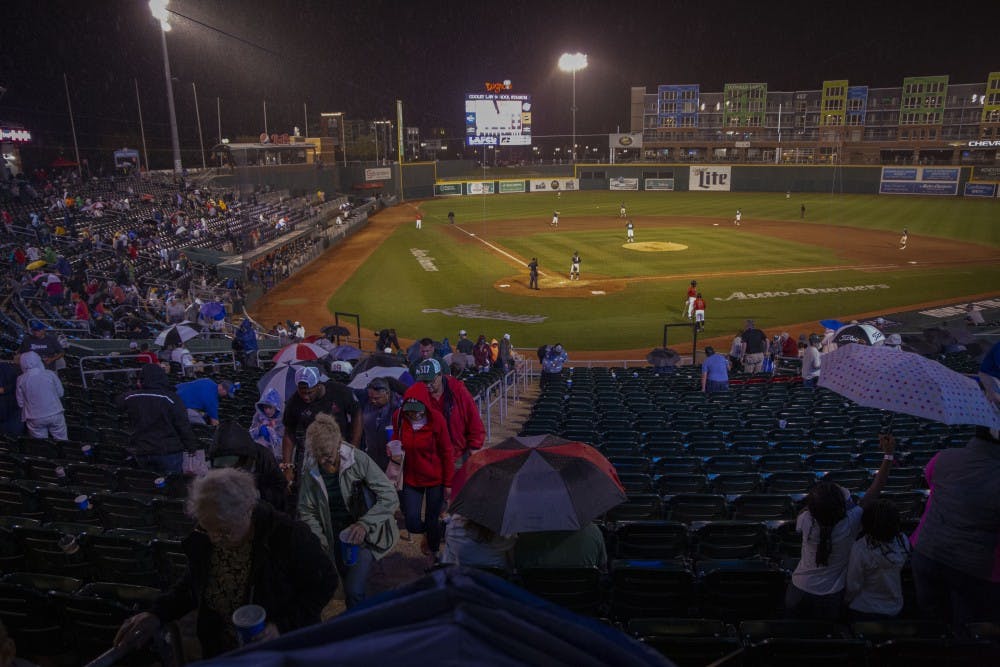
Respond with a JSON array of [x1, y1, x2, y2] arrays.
[[135, 342, 158, 364], [513, 523, 608, 571], [176, 378, 236, 426], [845, 499, 910, 620], [299, 413, 399, 608], [16, 351, 67, 440], [441, 514, 516, 572], [786, 435, 895, 620], [965, 304, 985, 326], [114, 468, 338, 658]]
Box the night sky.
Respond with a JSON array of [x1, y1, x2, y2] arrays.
[[2, 0, 996, 168]]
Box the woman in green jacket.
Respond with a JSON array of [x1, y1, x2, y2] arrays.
[[298, 413, 399, 607]]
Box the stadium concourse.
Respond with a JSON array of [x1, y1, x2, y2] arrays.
[[1, 177, 999, 665]]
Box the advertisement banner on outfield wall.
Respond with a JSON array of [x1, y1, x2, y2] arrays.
[[688, 166, 731, 191], [609, 177, 639, 191], [499, 180, 526, 193], [434, 183, 463, 196], [964, 183, 998, 197], [645, 178, 675, 191], [365, 167, 392, 181], [973, 166, 1000, 181], [880, 166, 958, 195], [529, 179, 578, 192], [466, 182, 495, 195]]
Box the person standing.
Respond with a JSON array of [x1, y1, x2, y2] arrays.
[[899, 228, 908, 250], [358, 377, 402, 472], [801, 334, 823, 388], [693, 292, 706, 331], [18, 321, 65, 371], [540, 344, 568, 389], [801, 203, 806, 219], [414, 358, 485, 467], [684, 280, 698, 319], [299, 413, 399, 608], [735, 209, 742, 226], [528, 258, 539, 290], [740, 319, 769, 374], [498, 333, 514, 372], [447, 211, 455, 225], [626, 219, 635, 243], [117, 364, 197, 474], [550, 211, 559, 228], [569, 251, 581, 281], [700, 346, 730, 393], [393, 383, 454, 564], [415, 211, 423, 230], [16, 351, 68, 440], [619, 201, 627, 218], [455, 329, 474, 356]]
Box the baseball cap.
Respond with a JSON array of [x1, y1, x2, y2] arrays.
[[30, 320, 46, 331], [401, 397, 425, 413], [459, 329, 467, 335], [503, 333, 510, 340], [128, 341, 139, 350], [415, 358, 442, 382], [886, 333, 902, 347], [294, 366, 321, 388]]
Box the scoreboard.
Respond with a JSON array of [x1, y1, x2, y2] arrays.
[[465, 93, 532, 146]]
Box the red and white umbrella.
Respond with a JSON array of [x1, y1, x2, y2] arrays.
[[272, 342, 329, 365]]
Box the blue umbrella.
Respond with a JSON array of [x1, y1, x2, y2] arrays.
[[200, 301, 227, 321], [820, 319, 844, 331], [329, 345, 363, 361]]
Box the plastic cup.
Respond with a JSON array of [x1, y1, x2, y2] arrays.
[[154, 477, 166, 489], [81, 445, 93, 457], [387, 439, 403, 457], [339, 528, 360, 566], [385, 425, 394, 440], [56, 466, 66, 479], [75, 494, 90, 511], [778, 419, 787, 429], [232, 604, 267, 645]]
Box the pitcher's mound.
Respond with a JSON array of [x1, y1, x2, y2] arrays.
[[625, 241, 688, 252]]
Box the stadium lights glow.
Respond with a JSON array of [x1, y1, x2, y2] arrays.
[[149, 0, 171, 31], [150, 0, 182, 173], [558, 52, 587, 163]]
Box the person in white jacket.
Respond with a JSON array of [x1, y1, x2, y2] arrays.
[[845, 499, 910, 620], [15, 351, 68, 440]]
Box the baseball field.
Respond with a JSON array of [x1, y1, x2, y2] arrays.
[[251, 190, 1000, 356]]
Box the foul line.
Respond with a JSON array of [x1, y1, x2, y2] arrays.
[[451, 224, 550, 277]]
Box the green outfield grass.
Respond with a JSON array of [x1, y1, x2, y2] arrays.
[[328, 191, 1000, 350]]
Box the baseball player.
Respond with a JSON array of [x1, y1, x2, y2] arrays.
[[626, 219, 635, 243], [551, 211, 559, 228], [734, 209, 742, 226], [899, 228, 908, 249], [415, 212, 423, 230], [685, 280, 698, 319], [569, 251, 581, 281], [619, 201, 627, 218], [694, 292, 706, 331]]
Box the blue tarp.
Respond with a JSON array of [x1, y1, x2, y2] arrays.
[[196, 567, 674, 666]]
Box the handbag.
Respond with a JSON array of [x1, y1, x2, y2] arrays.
[[385, 453, 405, 491]]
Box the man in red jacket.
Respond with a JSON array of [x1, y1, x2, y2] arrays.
[[414, 358, 485, 467]]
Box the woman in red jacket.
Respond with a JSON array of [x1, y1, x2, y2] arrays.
[[393, 382, 454, 563]]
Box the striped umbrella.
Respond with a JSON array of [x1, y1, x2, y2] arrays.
[[272, 342, 329, 365], [448, 434, 626, 536]]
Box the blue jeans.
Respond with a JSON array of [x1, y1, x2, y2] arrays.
[[911, 550, 1000, 630], [333, 539, 376, 608], [402, 484, 444, 553], [135, 451, 183, 475], [785, 583, 844, 621]]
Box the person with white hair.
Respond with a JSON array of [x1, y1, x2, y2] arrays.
[[114, 468, 338, 658]]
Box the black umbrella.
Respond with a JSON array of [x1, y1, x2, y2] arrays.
[[322, 325, 351, 337], [646, 347, 680, 367], [154, 321, 200, 347]]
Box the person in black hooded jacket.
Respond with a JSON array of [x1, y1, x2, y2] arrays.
[[117, 363, 196, 474], [210, 420, 288, 513]]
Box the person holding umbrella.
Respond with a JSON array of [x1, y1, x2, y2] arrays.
[[393, 382, 454, 564]]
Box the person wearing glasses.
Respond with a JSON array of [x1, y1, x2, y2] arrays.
[[114, 468, 338, 658], [298, 413, 399, 608], [393, 381, 454, 565]]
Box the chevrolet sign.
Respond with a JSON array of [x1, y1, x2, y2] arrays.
[[968, 140, 1000, 147]]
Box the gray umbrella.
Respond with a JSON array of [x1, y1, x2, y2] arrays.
[[646, 347, 681, 367]]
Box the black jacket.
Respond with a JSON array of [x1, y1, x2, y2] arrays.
[[151, 502, 338, 658], [116, 364, 196, 457], [211, 421, 288, 513]]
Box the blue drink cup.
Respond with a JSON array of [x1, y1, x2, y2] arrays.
[[75, 494, 90, 511], [232, 604, 267, 645], [385, 425, 393, 441], [339, 528, 360, 566]]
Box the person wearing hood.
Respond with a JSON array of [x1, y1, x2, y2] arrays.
[[211, 421, 287, 513], [845, 499, 910, 620], [472, 335, 491, 372], [117, 364, 197, 474], [393, 381, 454, 563], [234, 318, 260, 368], [250, 388, 285, 461], [15, 351, 67, 440], [299, 413, 399, 607]]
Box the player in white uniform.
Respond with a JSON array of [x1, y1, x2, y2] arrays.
[[551, 211, 559, 227], [899, 228, 908, 249], [619, 201, 627, 218], [734, 209, 742, 226], [626, 219, 635, 243]]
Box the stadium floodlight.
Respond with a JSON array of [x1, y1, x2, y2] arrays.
[[150, 0, 182, 174], [558, 52, 588, 164]]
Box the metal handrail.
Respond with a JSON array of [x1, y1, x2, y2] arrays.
[[78, 350, 237, 388]]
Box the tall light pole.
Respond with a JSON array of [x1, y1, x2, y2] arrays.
[[150, 0, 182, 174], [558, 52, 587, 164]]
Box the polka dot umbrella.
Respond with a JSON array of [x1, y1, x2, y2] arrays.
[[818, 344, 1000, 428]]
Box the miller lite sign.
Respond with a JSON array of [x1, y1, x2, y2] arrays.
[[689, 166, 732, 191]]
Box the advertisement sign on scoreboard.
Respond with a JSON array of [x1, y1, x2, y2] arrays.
[[465, 93, 532, 146]]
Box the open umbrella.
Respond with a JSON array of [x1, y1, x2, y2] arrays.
[[646, 347, 680, 367], [154, 321, 200, 347], [832, 323, 885, 347], [347, 365, 414, 390], [26, 260, 47, 270], [329, 344, 363, 361], [820, 318, 844, 331], [199, 301, 227, 321], [449, 435, 627, 536], [352, 351, 408, 375], [258, 361, 328, 405], [272, 342, 329, 365], [818, 344, 1000, 429], [321, 324, 351, 338]]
